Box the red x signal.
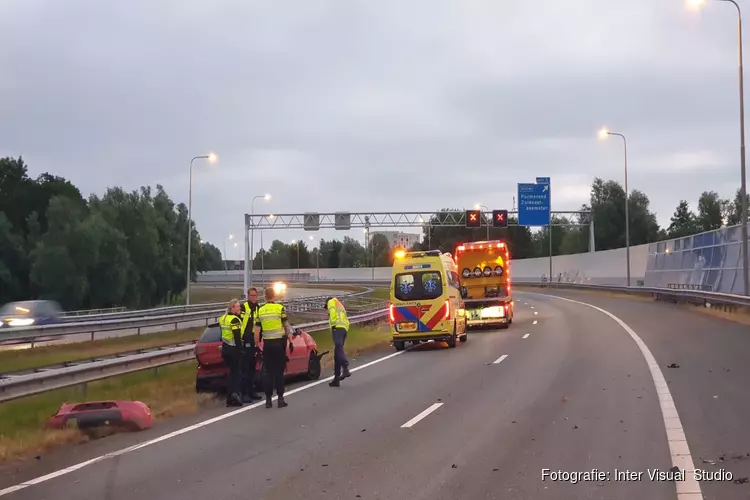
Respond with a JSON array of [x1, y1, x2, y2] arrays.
[[465, 209, 481, 228], [492, 209, 508, 228]]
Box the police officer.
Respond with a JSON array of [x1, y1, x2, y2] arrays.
[[239, 287, 262, 402], [326, 297, 351, 387], [219, 299, 244, 407], [254, 286, 292, 408]]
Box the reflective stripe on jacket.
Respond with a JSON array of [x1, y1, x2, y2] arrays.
[[219, 313, 242, 346], [327, 298, 350, 331], [256, 302, 286, 339]]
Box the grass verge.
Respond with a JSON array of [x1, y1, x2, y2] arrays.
[[0, 321, 390, 463], [366, 288, 390, 300]]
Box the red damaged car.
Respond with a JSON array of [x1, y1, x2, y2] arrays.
[[194, 323, 327, 393]]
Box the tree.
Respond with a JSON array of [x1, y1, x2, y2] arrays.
[[696, 191, 724, 232], [580, 178, 659, 251], [667, 200, 699, 239], [197, 241, 224, 271], [726, 188, 750, 226], [29, 196, 95, 309], [0, 212, 28, 304]]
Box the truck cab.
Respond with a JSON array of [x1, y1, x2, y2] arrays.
[[455, 240, 514, 329]]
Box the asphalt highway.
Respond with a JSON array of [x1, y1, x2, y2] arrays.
[[1, 291, 749, 499]]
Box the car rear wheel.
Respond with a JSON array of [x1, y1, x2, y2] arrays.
[[447, 322, 457, 348], [307, 351, 322, 380], [394, 341, 405, 351]]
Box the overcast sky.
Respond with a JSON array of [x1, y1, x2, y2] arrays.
[[0, 0, 745, 257]]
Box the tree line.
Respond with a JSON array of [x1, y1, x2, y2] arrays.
[[3, 155, 745, 308], [0, 157, 223, 310]]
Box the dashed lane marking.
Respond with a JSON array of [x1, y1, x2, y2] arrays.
[[401, 403, 444, 428], [492, 354, 508, 364]]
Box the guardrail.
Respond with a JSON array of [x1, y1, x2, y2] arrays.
[[0, 293, 385, 348], [0, 308, 389, 403], [53, 285, 376, 323], [63, 306, 128, 317]]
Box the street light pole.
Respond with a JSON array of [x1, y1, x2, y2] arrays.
[[690, 0, 749, 294], [247, 194, 271, 294], [186, 153, 216, 305], [598, 129, 630, 287], [475, 204, 490, 240]]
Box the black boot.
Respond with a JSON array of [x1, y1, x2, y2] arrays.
[[227, 393, 243, 407], [265, 396, 273, 409], [243, 392, 262, 403], [341, 366, 351, 379], [277, 396, 288, 408], [329, 377, 340, 387]]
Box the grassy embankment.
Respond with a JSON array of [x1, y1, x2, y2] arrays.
[[0, 320, 390, 463]]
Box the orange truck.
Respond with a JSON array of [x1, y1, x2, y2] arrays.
[[454, 240, 514, 329]]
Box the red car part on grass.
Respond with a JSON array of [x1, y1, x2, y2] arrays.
[[194, 324, 328, 393], [46, 400, 154, 431]]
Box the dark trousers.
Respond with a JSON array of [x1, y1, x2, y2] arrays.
[[262, 338, 287, 398], [332, 327, 349, 378], [241, 344, 257, 396], [221, 344, 242, 401]]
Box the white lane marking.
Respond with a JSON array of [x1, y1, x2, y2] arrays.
[[534, 311, 538, 315], [530, 306, 534, 309], [0, 350, 406, 497], [520, 292, 703, 499], [401, 402, 443, 428], [524, 302, 528, 305], [522, 333, 530, 339], [492, 354, 508, 364], [532, 320, 538, 325]]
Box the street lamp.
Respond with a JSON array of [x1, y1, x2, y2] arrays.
[[475, 204, 490, 240], [688, 0, 749, 295], [186, 152, 217, 305], [223, 234, 233, 275], [245, 194, 271, 294], [598, 127, 631, 287]]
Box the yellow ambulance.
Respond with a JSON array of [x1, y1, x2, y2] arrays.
[[388, 249, 467, 351]]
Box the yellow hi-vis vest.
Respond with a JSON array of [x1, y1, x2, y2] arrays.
[[257, 302, 285, 339], [240, 301, 255, 334], [219, 313, 241, 346], [327, 298, 350, 331]]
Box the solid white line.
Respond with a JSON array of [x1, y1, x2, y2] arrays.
[[492, 354, 508, 364], [522, 333, 530, 339], [401, 403, 443, 428], [519, 291, 703, 499], [0, 350, 406, 497], [532, 320, 538, 325]]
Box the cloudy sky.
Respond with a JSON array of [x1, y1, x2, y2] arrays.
[[0, 0, 745, 257]]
